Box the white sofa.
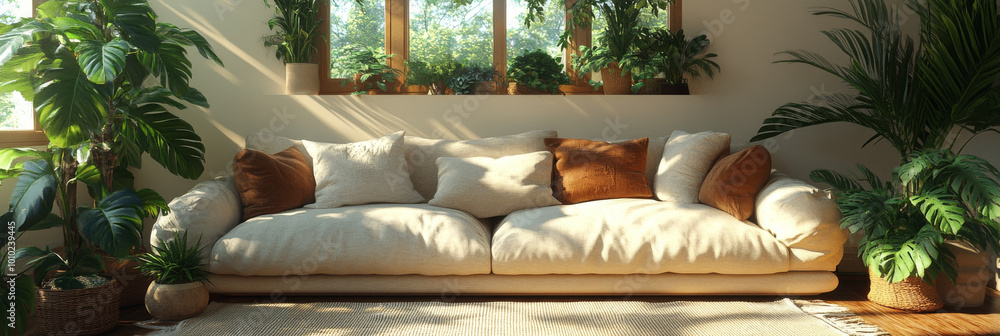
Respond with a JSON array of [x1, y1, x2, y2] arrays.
[[151, 131, 847, 296]]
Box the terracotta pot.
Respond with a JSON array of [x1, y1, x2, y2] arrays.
[[285, 63, 319, 95], [145, 281, 210, 321], [601, 62, 633, 95], [36, 278, 121, 335], [662, 83, 690, 95], [936, 241, 992, 308], [868, 268, 943, 312]]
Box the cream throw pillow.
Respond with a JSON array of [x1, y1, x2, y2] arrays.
[[654, 130, 731, 203], [303, 132, 424, 208], [429, 152, 561, 218]]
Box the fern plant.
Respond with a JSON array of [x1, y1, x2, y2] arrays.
[[136, 231, 210, 285], [812, 150, 1000, 283]]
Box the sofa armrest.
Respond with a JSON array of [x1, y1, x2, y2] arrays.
[[755, 172, 847, 271], [150, 176, 243, 264]]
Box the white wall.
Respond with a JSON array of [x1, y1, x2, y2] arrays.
[[6, 0, 998, 289]]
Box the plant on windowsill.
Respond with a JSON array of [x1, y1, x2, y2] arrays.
[[506, 50, 571, 95], [750, 0, 1000, 311], [404, 57, 462, 95], [263, 0, 324, 95], [0, 0, 221, 334], [334, 46, 403, 95], [136, 231, 211, 321], [448, 64, 500, 95], [634, 28, 720, 95]]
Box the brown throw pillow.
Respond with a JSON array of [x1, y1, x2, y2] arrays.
[[233, 147, 316, 221], [545, 137, 652, 204], [699, 145, 772, 220]]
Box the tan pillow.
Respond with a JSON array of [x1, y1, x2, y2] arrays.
[[699, 146, 773, 220], [429, 152, 561, 218], [545, 137, 652, 204], [233, 147, 315, 221], [303, 131, 424, 208], [404, 130, 557, 200], [655, 130, 731, 203]]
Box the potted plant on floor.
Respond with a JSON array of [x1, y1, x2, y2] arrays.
[[136, 231, 211, 321], [635, 28, 720, 95], [751, 0, 1000, 311], [0, 0, 221, 333], [448, 64, 499, 95], [334, 45, 403, 95], [404, 57, 462, 95], [264, 0, 324, 95], [506, 50, 571, 95]]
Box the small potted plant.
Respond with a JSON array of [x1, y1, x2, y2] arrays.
[[263, 0, 324, 95], [334, 45, 403, 95], [448, 64, 500, 95], [506, 50, 571, 94], [136, 231, 211, 321], [637, 28, 719, 95], [405, 57, 462, 95]]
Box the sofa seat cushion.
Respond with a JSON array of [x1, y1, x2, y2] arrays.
[[492, 199, 790, 275], [209, 204, 492, 276]]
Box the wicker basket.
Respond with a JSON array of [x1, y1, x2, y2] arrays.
[[601, 62, 633, 95], [36, 278, 122, 335], [868, 268, 944, 312]]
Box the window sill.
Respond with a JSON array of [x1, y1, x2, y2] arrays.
[[0, 130, 48, 147]]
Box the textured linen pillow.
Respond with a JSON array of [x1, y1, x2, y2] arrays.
[[654, 130, 731, 203], [545, 137, 652, 204], [699, 145, 773, 220], [404, 130, 557, 200], [428, 152, 561, 218], [302, 131, 424, 208], [233, 147, 316, 221]]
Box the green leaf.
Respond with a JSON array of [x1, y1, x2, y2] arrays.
[[125, 104, 205, 180], [140, 41, 193, 96], [9, 160, 57, 232], [180, 30, 223, 67], [35, 51, 111, 147], [105, 0, 160, 52], [909, 189, 965, 235], [0, 47, 45, 101], [136, 188, 169, 218], [810, 169, 863, 192], [77, 189, 143, 258], [76, 38, 130, 84], [49, 16, 102, 41], [0, 20, 52, 67], [0, 148, 43, 171], [19, 213, 63, 232], [180, 87, 209, 108]]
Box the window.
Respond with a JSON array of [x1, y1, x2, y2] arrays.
[[0, 0, 46, 146], [319, 0, 681, 94]]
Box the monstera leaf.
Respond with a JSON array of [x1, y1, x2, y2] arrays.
[[34, 50, 112, 148], [125, 104, 206, 179], [8, 160, 57, 232], [77, 189, 143, 258], [76, 38, 130, 84]]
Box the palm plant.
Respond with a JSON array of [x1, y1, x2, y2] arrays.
[[136, 231, 210, 285], [263, 0, 324, 64], [0, 0, 222, 332], [637, 28, 719, 86], [750, 0, 1000, 286]]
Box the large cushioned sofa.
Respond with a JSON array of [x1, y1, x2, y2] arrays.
[[151, 130, 847, 296]]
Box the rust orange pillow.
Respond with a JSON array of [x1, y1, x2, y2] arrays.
[[233, 147, 316, 221], [545, 137, 652, 204], [699, 145, 772, 220]]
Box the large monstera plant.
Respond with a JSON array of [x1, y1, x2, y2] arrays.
[[0, 0, 222, 333]]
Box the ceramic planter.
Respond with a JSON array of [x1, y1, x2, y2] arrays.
[[936, 241, 993, 308], [285, 63, 319, 95], [145, 281, 210, 321]]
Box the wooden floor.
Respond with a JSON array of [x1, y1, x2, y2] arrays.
[[76, 274, 1000, 336]]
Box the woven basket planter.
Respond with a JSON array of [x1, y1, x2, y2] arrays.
[[868, 268, 943, 312], [36, 278, 122, 335], [601, 62, 633, 95], [507, 82, 551, 95]]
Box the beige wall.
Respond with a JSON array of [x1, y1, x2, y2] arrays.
[[5, 0, 998, 289]]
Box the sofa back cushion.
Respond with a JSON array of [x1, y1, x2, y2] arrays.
[[699, 145, 772, 220], [428, 152, 561, 218], [545, 137, 653, 204], [404, 130, 557, 200], [655, 130, 731, 203], [233, 147, 316, 221]]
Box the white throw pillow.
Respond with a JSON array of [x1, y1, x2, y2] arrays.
[[654, 130, 731, 203], [428, 152, 561, 218], [303, 132, 424, 208]]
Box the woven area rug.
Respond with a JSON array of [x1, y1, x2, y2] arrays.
[[141, 299, 888, 336]]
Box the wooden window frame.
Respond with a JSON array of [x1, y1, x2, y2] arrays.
[[319, 0, 681, 95], [0, 0, 47, 147]]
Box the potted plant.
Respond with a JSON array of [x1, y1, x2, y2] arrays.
[[334, 45, 403, 95], [404, 57, 462, 95], [136, 231, 211, 321], [0, 0, 220, 333], [448, 64, 499, 95], [751, 0, 1000, 311], [506, 50, 571, 95], [263, 0, 324, 95], [635, 28, 720, 95]]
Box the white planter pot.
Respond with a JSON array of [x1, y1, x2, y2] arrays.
[[285, 63, 319, 95], [146, 281, 210, 321], [936, 241, 992, 308]]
